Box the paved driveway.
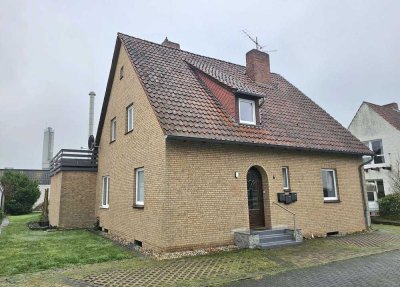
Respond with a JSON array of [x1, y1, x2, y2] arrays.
[[229, 250, 400, 287]]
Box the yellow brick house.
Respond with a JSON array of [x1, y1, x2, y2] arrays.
[[49, 33, 373, 251]]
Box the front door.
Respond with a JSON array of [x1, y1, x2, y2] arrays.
[[247, 167, 265, 228]]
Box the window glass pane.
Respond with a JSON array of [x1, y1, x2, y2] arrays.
[[366, 181, 377, 192], [377, 180, 385, 199], [247, 179, 260, 209], [367, 192, 375, 201], [127, 107, 133, 131], [111, 119, 116, 140], [239, 100, 254, 123], [102, 177, 108, 206], [371, 140, 385, 164], [282, 167, 289, 189], [322, 170, 336, 198], [136, 170, 144, 204]]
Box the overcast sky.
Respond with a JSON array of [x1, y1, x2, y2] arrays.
[[0, 0, 399, 169]]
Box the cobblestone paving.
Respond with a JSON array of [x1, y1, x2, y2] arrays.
[[229, 250, 400, 287], [67, 231, 400, 287], [68, 257, 257, 287], [329, 232, 400, 248]]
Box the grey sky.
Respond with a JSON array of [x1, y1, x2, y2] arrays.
[[0, 0, 399, 169]]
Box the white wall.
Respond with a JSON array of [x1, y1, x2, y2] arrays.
[[349, 103, 400, 195]]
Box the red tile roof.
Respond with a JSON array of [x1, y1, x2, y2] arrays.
[[96, 33, 373, 156], [365, 102, 400, 131]]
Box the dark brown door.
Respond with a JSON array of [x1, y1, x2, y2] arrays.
[[247, 167, 265, 228]]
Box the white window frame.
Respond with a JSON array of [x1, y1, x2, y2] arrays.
[[321, 169, 338, 201], [238, 98, 256, 125], [363, 139, 385, 166], [135, 168, 144, 206], [282, 167, 290, 190], [111, 118, 117, 141], [101, 176, 110, 208], [127, 105, 134, 132]]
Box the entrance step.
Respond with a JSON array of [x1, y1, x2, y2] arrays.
[[234, 228, 303, 249]]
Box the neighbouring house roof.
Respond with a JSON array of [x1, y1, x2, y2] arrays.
[[0, 169, 50, 185], [96, 33, 373, 156], [364, 102, 400, 131]]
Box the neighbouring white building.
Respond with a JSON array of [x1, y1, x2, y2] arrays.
[[348, 102, 400, 214]]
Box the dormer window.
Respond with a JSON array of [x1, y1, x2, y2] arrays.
[[238, 98, 256, 125]]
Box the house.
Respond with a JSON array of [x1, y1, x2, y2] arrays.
[[348, 102, 400, 214], [49, 33, 373, 251], [0, 169, 50, 209]]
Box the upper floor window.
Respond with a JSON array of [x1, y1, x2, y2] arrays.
[[120, 66, 124, 80], [239, 98, 256, 125], [101, 176, 110, 208], [127, 105, 134, 133], [321, 169, 338, 201], [111, 118, 117, 142], [282, 167, 290, 190], [363, 139, 385, 164]]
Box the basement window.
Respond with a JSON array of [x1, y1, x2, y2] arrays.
[[238, 98, 256, 125]]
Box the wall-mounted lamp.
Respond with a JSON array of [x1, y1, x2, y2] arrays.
[[235, 172, 239, 178]]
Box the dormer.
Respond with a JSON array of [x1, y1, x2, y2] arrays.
[[235, 91, 265, 125]]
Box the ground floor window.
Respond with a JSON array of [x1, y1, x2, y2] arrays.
[[321, 169, 338, 201], [101, 176, 110, 208], [366, 180, 385, 201], [135, 168, 144, 206]]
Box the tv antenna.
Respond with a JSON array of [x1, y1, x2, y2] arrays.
[[242, 30, 277, 52]]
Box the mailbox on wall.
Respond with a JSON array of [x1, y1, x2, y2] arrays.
[[277, 192, 297, 204]]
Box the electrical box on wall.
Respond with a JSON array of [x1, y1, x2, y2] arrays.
[[277, 192, 297, 204]]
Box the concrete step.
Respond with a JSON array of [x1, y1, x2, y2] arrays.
[[259, 233, 294, 243], [251, 228, 288, 236], [258, 239, 301, 249]]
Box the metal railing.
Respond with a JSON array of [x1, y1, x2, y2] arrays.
[[49, 149, 98, 176], [272, 201, 296, 232]]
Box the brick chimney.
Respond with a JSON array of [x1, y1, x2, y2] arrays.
[[246, 49, 270, 84], [161, 37, 180, 49], [383, 102, 398, 110]]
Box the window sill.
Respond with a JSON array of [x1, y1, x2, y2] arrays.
[[239, 121, 256, 126], [133, 205, 144, 209], [100, 206, 109, 209], [125, 129, 134, 135], [324, 199, 340, 203]]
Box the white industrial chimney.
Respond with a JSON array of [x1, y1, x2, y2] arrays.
[[88, 91, 96, 138], [42, 127, 54, 170]]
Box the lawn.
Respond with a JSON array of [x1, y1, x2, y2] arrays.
[[0, 213, 133, 276]]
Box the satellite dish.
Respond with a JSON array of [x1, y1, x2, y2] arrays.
[[88, 135, 95, 150]]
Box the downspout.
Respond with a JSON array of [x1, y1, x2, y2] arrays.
[[359, 156, 374, 230]]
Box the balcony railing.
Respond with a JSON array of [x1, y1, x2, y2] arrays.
[[49, 149, 98, 176]]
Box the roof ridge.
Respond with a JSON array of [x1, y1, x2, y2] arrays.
[[118, 32, 252, 70]]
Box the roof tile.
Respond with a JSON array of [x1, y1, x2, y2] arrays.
[[118, 33, 372, 155]]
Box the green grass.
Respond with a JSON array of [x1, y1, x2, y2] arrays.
[[0, 213, 133, 276]]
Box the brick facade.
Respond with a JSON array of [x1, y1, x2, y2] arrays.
[[49, 171, 96, 228], [92, 46, 367, 251]]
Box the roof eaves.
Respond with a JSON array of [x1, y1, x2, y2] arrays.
[[165, 134, 373, 156]]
